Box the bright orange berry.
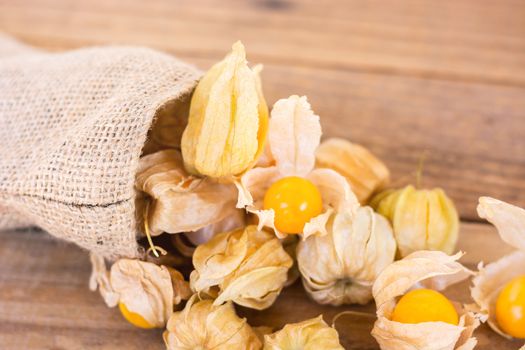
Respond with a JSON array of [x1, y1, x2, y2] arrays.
[[263, 176, 323, 234]]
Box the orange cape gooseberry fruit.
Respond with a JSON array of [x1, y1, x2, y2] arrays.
[[496, 275, 525, 339], [263, 176, 322, 234], [391, 288, 459, 325]]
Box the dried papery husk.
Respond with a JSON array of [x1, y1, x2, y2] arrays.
[[190, 225, 293, 310], [89, 253, 119, 307], [110, 259, 192, 328], [371, 250, 479, 350], [268, 95, 321, 177], [235, 95, 359, 239], [476, 196, 525, 252], [297, 206, 396, 306], [181, 41, 268, 179], [136, 149, 239, 236], [471, 251, 525, 339], [370, 185, 459, 258], [471, 196, 525, 340], [163, 295, 262, 350], [315, 138, 390, 204], [263, 315, 344, 350]]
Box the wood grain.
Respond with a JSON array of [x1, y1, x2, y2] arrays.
[[1, 0, 525, 85], [0, 226, 522, 350], [1, 0, 524, 220]]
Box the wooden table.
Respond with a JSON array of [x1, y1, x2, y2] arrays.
[[1, 0, 524, 349]]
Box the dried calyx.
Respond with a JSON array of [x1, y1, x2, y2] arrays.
[[235, 95, 359, 239], [136, 149, 241, 238], [89, 255, 191, 329], [370, 184, 459, 258], [164, 295, 262, 349], [471, 197, 525, 340], [190, 225, 293, 310], [371, 250, 479, 350], [263, 315, 344, 350], [297, 206, 396, 306], [315, 138, 390, 204], [181, 41, 268, 179]]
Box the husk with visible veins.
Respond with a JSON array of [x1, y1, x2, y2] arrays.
[[110, 259, 192, 328], [315, 138, 390, 204], [297, 206, 396, 306], [235, 95, 359, 239], [163, 295, 262, 350], [181, 41, 268, 179], [471, 196, 525, 340], [370, 185, 459, 258], [135, 149, 241, 237], [190, 225, 293, 310], [263, 315, 344, 350], [371, 250, 479, 350]]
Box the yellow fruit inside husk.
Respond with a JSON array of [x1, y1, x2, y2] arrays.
[[391, 289, 459, 325], [263, 176, 323, 234], [496, 275, 525, 339], [119, 302, 154, 329]]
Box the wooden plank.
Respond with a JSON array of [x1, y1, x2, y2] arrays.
[[0, 225, 522, 349], [0, 0, 524, 85]]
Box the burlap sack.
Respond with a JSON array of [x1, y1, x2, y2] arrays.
[[0, 34, 201, 259]]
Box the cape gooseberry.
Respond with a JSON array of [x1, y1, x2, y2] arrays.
[[495, 275, 525, 339], [263, 176, 323, 234], [391, 288, 459, 325]]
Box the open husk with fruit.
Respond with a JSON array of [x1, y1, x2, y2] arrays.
[[371, 251, 480, 350], [471, 197, 525, 343]]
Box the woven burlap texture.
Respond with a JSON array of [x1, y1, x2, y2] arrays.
[[0, 35, 201, 259]]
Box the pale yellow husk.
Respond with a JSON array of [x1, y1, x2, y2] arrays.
[[476, 196, 525, 251], [471, 196, 525, 341], [181, 41, 268, 179], [135, 149, 241, 236], [297, 206, 396, 306], [263, 315, 344, 350], [370, 185, 459, 258], [109, 259, 192, 328], [315, 138, 390, 204], [371, 250, 479, 350], [163, 295, 262, 350], [190, 225, 293, 310], [235, 95, 359, 239]]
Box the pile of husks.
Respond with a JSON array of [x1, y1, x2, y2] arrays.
[[90, 42, 525, 350]]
